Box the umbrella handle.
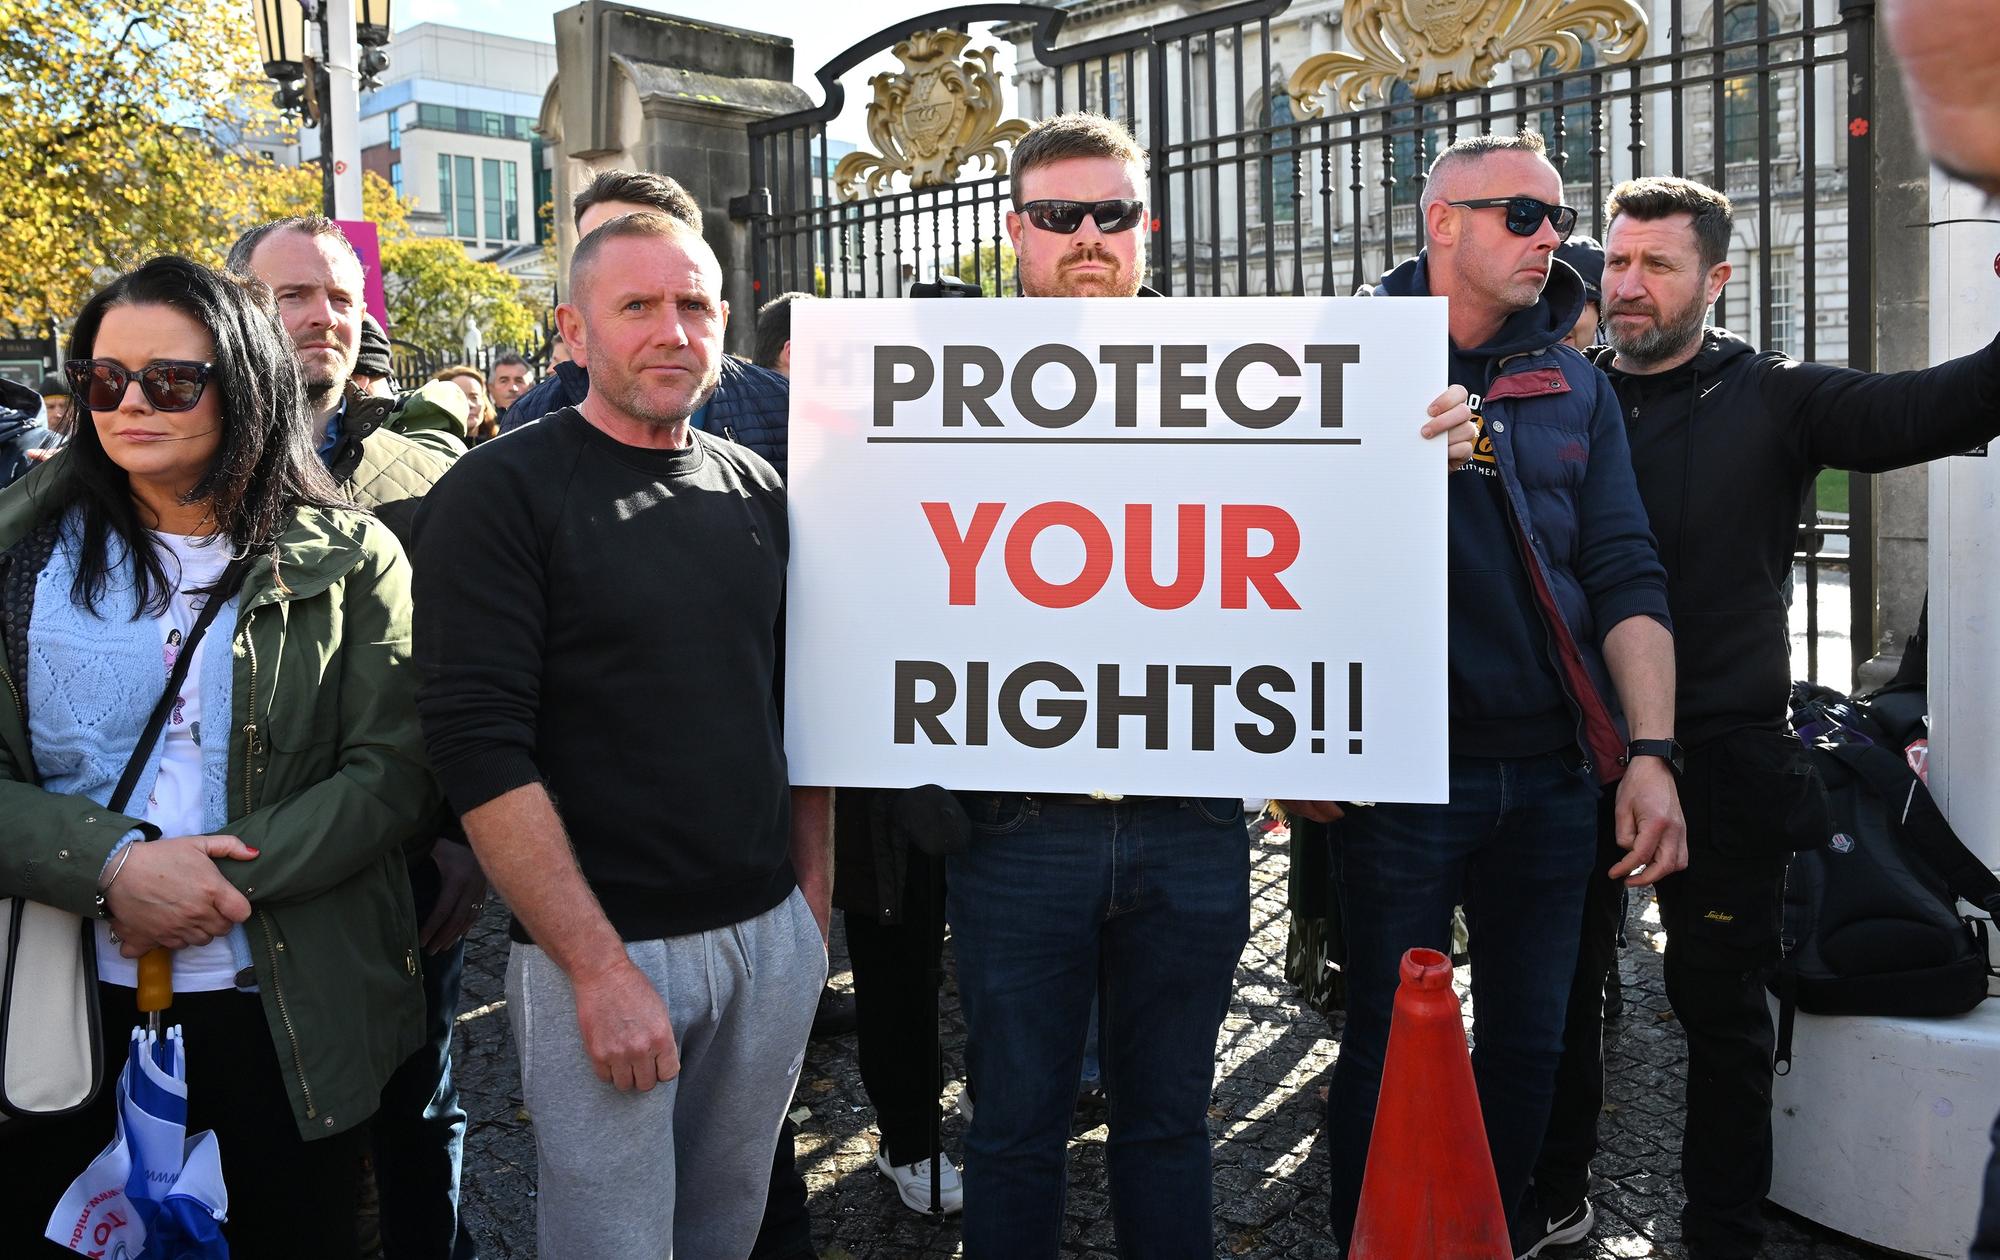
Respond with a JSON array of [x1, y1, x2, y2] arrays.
[[137, 948, 172, 1015]]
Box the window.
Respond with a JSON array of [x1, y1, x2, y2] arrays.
[[388, 108, 400, 151], [455, 155, 476, 239], [504, 161, 520, 241], [483, 157, 503, 241], [532, 139, 552, 245], [1722, 4, 1771, 164], [1768, 250, 1798, 357], [1535, 47, 1597, 181], [438, 154, 453, 227], [1256, 88, 1299, 224], [391, 161, 403, 198], [1389, 81, 1450, 190], [1082, 61, 1127, 122], [411, 104, 535, 140]]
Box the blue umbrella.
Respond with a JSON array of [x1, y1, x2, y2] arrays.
[[46, 955, 229, 1258]]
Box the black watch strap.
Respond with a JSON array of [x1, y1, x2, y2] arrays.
[[1623, 738, 1685, 776]]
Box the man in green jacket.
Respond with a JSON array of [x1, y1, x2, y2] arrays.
[[231, 215, 484, 1260]]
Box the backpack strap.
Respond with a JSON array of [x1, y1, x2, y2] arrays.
[[1818, 736, 2000, 918]]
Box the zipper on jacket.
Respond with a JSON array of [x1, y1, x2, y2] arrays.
[[1, 663, 20, 727], [258, 910, 316, 1119], [241, 616, 263, 816]]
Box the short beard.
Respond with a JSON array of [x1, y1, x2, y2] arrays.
[[1606, 292, 1709, 368], [303, 366, 350, 416]]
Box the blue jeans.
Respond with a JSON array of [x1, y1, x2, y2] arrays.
[[1324, 753, 1598, 1247], [949, 795, 1252, 1260]]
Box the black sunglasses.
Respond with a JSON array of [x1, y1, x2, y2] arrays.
[[1017, 199, 1148, 235], [63, 358, 215, 413], [1446, 196, 1580, 241]]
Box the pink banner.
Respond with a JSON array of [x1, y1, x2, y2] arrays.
[[334, 218, 391, 334]]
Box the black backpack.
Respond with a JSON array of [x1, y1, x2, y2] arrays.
[[1772, 681, 2000, 1071]]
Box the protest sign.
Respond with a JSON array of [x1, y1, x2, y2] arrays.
[[784, 296, 1447, 802]]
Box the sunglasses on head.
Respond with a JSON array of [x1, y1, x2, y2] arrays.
[[1017, 198, 1148, 235], [1446, 196, 1580, 241], [63, 359, 215, 413]]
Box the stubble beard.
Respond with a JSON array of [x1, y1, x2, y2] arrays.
[[603, 362, 722, 430], [1605, 291, 1708, 369]]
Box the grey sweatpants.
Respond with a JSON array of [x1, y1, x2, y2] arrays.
[[506, 887, 828, 1259]]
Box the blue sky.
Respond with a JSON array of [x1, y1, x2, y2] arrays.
[[395, 0, 1021, 143]]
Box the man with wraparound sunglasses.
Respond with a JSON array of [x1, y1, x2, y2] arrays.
[[951, 112, 1482, 1260], [1281, 130, 1684, 1252]]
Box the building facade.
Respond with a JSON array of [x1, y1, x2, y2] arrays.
[[302, 23, 559, 301]]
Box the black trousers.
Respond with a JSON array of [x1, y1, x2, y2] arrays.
[[845, 851, 949, 1167], [371, 855, 476, 1260], [0, 983, 369, 1259], [750, 1117, 814, 1260], [1539, 736, 1793, 1259]]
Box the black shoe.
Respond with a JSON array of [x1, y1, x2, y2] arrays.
[[809, 986, 857, 1041], [1517, 1196, 1593, 1258]]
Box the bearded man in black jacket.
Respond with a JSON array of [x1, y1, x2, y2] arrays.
[[1524, 175, 2000, 1260]]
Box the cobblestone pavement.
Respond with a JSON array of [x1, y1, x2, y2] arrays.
[[451, 824, 1885, 1259]]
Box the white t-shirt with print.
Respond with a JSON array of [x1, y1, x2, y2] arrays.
[[95, 533, 243, 992]]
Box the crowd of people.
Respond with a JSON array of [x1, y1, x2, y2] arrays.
[[1, 1, 1998, 1252]]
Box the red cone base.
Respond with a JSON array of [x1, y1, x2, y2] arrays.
[[1349, 948, 1512, 1259]]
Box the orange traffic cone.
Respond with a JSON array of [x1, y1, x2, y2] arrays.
[[1349, 947, 1513, 1259]]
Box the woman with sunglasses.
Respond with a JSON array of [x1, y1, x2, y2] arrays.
[[0, 256, 437, 1257]]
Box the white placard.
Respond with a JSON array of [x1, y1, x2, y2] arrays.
[[784, 296, 1448, 802]]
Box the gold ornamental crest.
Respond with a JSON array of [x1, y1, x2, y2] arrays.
[[833, 29, 1030, 201], [1290, 0, 1649, 113]]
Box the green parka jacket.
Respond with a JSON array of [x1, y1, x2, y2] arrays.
[[0, 456, 435, 1140]]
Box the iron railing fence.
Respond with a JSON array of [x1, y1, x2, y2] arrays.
[[747, 0, 1878, 685]]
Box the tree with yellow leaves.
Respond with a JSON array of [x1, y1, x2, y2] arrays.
[[0, 0, 321, 335], [0, 0, 539, 354]]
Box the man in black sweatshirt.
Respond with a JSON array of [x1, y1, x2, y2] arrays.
[[1527, 175, 2000, 1260], [413, 211, 832, 1256]]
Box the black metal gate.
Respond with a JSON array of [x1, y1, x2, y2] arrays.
[[748, 0, 1878, 685]]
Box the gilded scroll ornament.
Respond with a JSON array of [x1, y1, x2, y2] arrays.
[[1288, 0, 1649, 114], [833, 29, 1031, 201]]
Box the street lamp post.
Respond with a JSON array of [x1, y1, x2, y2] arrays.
[[253, 0, 390, 220]]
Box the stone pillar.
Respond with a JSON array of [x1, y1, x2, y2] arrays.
[[1858, 21, 1931, 685], [546, 3, 810, 357]]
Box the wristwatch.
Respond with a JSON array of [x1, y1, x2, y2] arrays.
[[1622, 738, 1686, 777]]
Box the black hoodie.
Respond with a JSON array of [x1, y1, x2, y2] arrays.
[[1592, 327, 2000, 745]]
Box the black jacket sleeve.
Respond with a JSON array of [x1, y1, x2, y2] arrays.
[[1768, 332, 2000, 473], [412, 439, 563, 817]]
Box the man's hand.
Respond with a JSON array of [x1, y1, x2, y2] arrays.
[[1422, 385, 1479, 470], [1608, 759, 1687, 886], [1277, 799, 1346, 825], [571, 957, 680, 1091], [418, 839, 489, 953], [105, 835, 257, 956]]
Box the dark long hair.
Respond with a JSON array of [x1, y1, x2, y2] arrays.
[[60, 256, 350, 616]]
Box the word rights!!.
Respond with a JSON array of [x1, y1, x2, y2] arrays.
[[783, 296, 1449, 803]]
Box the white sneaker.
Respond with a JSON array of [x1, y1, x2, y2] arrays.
[[875, 1150, 964, 1216]]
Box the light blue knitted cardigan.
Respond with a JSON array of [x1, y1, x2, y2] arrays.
[[26, 515, 250, 977]]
